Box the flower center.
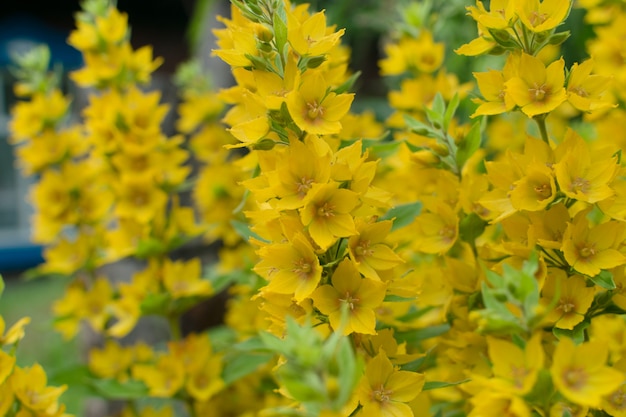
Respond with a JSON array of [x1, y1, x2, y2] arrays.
[[529, 83, 548, 101], [293, 259, 313, 279], [609, 387, 626, 409], [355, 240, 373, 259], [534, 182, 552, 199], [373, 384, 393, 404], [307, 101, 324, 120], [579, 245, 595, 258], [317, 202, 335, 218], [559, 298, 576, 313], [296, 177, 314, 197], [439, 226, 456, 243], [529, 11, 549, 26], [570, 177, 590, 194], [562, 367, 588, 390], [339, 292, 359, 310]]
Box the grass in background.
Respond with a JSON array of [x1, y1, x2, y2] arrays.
[[0, 275, 88, 415]]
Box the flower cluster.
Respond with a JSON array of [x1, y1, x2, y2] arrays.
[[7, 0, 626, 416]]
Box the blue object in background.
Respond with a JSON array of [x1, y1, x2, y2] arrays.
[[0, 13, 83, 69], [0, 244, 44, 273], [0, 14, 82, 272]]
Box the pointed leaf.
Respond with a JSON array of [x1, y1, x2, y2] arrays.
[[379, 201, 422, 231]]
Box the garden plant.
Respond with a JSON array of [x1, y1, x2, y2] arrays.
[[3, 0, 626, 416]]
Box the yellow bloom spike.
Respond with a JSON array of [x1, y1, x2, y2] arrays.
[[0, 316, 30, 346], [551, 337, 623, 408], [311, 259, 386, 335], [505, 53, 567, 118]]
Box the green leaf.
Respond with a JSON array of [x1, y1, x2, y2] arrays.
[[89, 378, 149, 399], [333, 71, 361, 94], [403, 114, 438, 138], [222, 352, 274, 385], [230, 219, 268, 243], [423, 379, 469, 391], [383, 294, 419, 302], [455, 119, 482, 168], [361, 138, 400, 158], [552, 319, 590, 345], [458, 213, 486, 244], [139, 293, 170, 315], [443, 93, 460, 131], [395, 305, 435, 322], [0, 275, 4, 297], [273, 11, 288, 59], [591, 270, 616, 290], [379, 201, 422, 232], [394, 324, 450, 345]]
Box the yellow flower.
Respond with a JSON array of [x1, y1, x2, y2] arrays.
[[11, 363, 67, 414], [132, 355, 185, 398], [0, 381, 13, 416], [414, 204, 459, 254], [311, 259, 386, 335], [468, 0, 518, 30], [554, 129, 618, 204], [287, 10, 345, 56], [89, 340, 134, 381], [468, 391, 531, 417], [379, 32, 445, 76], [561, 212, 626, 277], [269, 136, 332, 210], [505, 53, 567, 117], [9, 89, 69, 143], [516, 0, 571, 33], [300, 182, 359, 250], [471, 70, 516, 117], [356, 350, 425, 417], [550, 337, 623, 408], [286, 71, 354, 135], [114, 173, 168, 224], [254, 233, 323, 301], [186, 355, 225, 401], [348, 220, 404, 280], [0, 316, 30, 346], [566, 58, 616, 112], [540, 270, 595, 330], [162, 258, 213, 299], [509, 162, 557, 211], [0, 350, 16, 384], [483, 334, 544, 395]]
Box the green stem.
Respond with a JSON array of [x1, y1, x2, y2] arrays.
[[168, 314, 182, 341], [534, 115, 550, 144]]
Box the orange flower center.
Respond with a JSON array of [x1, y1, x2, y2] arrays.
[[534, 182, 552, 199], [355, 240, 373, 259], [307, 101, 324, 120], [570, 86, 589, 98], [317, 202, 335, 218], [578, 245, 595, 259], [529, 83, 548, 102], [296, 177, 314, 197], [293, 259, 313, 279], [609, 387, 626, 409], [339, 292, 360, 311], [570, 177, 590, 194], [558, 298, 576, 313], [529, 11, 549, 26], [372, 384, 393, 404], [562, 367, 588, 390], [439, 226, 456, 243]]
